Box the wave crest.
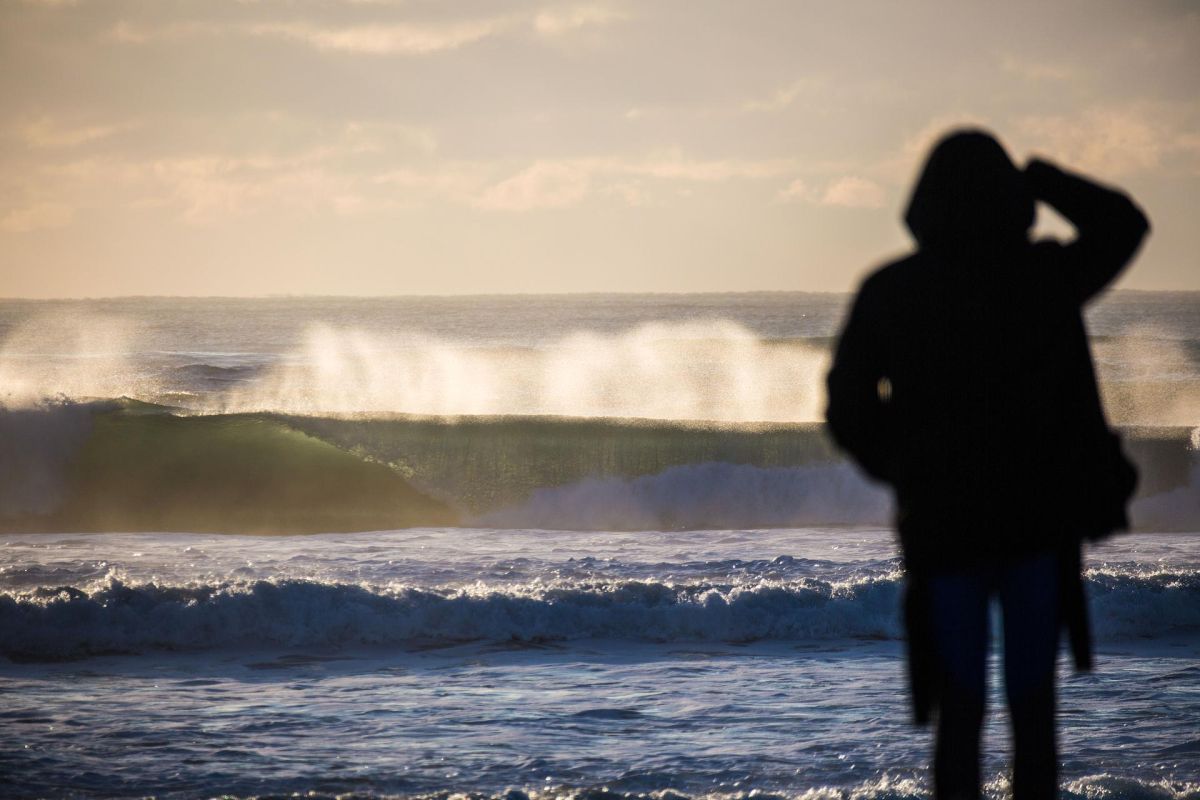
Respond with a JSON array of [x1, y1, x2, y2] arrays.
[[3, 568, 1197, 661]]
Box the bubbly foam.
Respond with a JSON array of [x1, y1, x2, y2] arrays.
[[3, 567, 1196, 660]]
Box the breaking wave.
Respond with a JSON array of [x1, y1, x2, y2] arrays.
[[2, 401, 1196, 532], [477, 461, 892, 530], [3, 568, 1197, 661]]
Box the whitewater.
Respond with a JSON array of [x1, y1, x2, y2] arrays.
[[1, 292, 1199, 798]]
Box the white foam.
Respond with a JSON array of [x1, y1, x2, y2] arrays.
[[3, 566, 1196, 660]]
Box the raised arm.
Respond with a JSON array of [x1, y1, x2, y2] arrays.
[[825, 275, 892, 484], [1024, 158, 1150, 303]]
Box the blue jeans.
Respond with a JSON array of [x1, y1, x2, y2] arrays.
[[927, 553, 1061, 800]]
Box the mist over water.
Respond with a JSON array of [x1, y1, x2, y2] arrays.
[[0, 293, 1196, 426], [218, 320, 830, 421], [0, 293, 1196, 532], [0, 310, 142, 407]]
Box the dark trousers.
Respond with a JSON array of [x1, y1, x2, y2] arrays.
[[927, 553, 1060, 800]]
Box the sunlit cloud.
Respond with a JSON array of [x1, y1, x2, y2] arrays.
[[105, 7, 623, 56], [108, 20, 221, 44], [533, 4, 628, 36], [475, 161, 592, 211], [776, 178, 812, 203], [107, 16, 508, 55], [2, 0, 1196, 292], [249, 19, 508, 55], [741, 78, 823, 113], [0, 203, 74, 233], [397, 153, 799, 212], [999, 54, 1078, 83], [1015, 105, 1194, 176], [19, 117, 130, 148], [628, 152, 796, 182], [819, 176, 886, 209], [777, 176, 886, 209]]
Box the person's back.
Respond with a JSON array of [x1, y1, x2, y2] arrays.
[[824, 129, 1148, 799]]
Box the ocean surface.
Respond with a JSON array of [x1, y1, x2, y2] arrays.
[[1, 292, 1198, 799]]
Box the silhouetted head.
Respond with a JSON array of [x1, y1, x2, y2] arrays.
[[904, 129, 1034, 250]]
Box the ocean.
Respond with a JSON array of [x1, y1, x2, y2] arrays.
[[1, 292, 1198, 799]]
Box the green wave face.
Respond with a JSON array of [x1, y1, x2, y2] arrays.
[[2, 404, 1195, 534], [278, 414, 841, 514], [4, 407, 456, 534]]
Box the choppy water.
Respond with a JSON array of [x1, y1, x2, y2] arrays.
[[1, 293, 1198, 797], [2, 529, 1199, 799]]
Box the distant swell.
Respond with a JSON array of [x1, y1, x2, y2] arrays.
[[3, 570, 1197, 660]]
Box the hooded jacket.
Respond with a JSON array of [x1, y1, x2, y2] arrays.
[[824, 130, 1149, 722]]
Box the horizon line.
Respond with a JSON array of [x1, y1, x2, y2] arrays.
[[2, 287, 1197, 302]]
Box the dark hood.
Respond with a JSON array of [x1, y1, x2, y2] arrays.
[[904, 129, 1035, 250]]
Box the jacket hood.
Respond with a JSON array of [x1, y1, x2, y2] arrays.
[[904, 129, 1034, 250]]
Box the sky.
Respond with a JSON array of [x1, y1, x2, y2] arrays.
[[1, 0, 1198, 297]]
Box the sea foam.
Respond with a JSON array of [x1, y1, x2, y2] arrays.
[[3, 568, 1196, 660]]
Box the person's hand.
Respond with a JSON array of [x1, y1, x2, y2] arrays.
[[1024, 157, 1060, 196]]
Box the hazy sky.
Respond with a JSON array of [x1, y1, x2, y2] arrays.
[[1, 0, 1197, 297]]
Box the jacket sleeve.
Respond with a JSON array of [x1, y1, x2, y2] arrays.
[[825, 275, 892, 483], [1025, 158, 1150, 304]]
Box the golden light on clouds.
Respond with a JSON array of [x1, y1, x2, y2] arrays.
[[1, 0, 1197, 296]]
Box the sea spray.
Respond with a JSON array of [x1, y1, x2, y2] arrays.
[[218, 321, 832, 422]]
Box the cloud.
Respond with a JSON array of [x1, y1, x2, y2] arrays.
[[373, 164, 487, 198], [628, 152, 796, 181], [250, 19, 506, 55], [108, 20, 220, 44], [999, 54, 1077, 83], [602, 181, 648, 206], [777, 178, 812, 203], [475, 161, 591, 211], [384, 153, 797, 212], [1178, 133, 1200, 176], [819, 176, 886, 209], [1, 203, 73, 233], [533, 4, 627, 36], [777, 176, 887, 209], [109, 16, 506, 56], [20, 117, 128, 148], [1016, 106, 1171, 176], [741, 78, 822, 113]]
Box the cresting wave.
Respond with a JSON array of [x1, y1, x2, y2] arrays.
[[2, 402, 1197, 532], [476, 461, 892, 529], [3, 569, 1197, 661]]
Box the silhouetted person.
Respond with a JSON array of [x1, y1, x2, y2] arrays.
[[825, 129, 1148, 799]]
